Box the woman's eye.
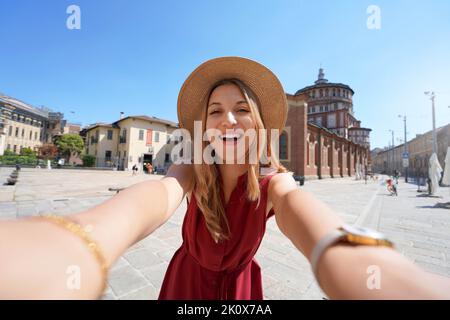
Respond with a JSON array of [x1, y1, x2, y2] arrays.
[[209, 110, 219, 115], [238, 108, 249, 113]]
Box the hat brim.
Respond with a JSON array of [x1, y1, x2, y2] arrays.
[[177, 57, 287, 137]]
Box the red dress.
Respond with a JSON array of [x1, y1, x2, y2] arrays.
[[158, 171, 277, 300]]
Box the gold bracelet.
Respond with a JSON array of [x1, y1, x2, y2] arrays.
[[40, 214, 109, 296]]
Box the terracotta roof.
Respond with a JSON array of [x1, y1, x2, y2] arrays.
[[113, 115, 178, 128]]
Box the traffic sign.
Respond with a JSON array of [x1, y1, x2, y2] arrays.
[[402, 152, 409, 159], [403, 158, 409, 168]]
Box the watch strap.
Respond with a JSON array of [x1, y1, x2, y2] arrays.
[[310, 228, 346, 281]]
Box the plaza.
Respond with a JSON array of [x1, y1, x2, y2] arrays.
[[1, 167, 449, 299]]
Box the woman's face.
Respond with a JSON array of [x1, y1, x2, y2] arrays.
[[205, 83, 257, 163]]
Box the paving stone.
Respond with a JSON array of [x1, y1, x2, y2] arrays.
[[107, 265, 149, 297], [124, 248, 164, 270], [263, 283, 303, 300], [141, 262, 169, 290], [119, 284, 158, 300]]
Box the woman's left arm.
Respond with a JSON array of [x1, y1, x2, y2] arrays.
[[268, 173, 450, 299], [268, 173, 343, 258]]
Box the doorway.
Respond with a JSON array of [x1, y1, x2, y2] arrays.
[[143, 154, 153, 173]]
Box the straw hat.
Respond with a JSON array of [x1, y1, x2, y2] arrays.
[[177, 57, 287, 137]]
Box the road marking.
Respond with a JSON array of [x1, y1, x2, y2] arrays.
[[354, 183, 381, 227]]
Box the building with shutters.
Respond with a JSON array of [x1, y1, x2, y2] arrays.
[[82, 115, 178, 172]]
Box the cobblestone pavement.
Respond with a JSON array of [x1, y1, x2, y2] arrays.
[[1, 167, 449, 299]]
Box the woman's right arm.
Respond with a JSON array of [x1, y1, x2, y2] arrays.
[[0, 164, 193, 299], [72, 163, 194, 267]]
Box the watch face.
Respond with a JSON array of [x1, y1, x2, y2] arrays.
[[342, 224, 387, 240]]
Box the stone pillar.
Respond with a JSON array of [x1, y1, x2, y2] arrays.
[[330, 139, 336, 178], [341, 142, 347, 177], [318, 131, 323, 179], [348, 143, 353, 176]]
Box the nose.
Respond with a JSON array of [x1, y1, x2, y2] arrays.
[[222, 111, 237, 128]]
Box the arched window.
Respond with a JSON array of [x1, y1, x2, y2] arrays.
[[279, 132, 288, 160]]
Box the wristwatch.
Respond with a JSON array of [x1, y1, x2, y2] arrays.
[[310, 224, 394, 281]]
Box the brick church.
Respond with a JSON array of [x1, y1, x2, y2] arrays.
[[279, 69, 371, 180]]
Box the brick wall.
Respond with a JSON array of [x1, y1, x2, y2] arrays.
[[283, 95, 369, 180]]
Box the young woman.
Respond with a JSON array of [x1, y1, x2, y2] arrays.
[[1, 57, 450, 299]]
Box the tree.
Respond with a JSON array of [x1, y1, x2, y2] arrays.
[[55, 134, 84, 161], [38, 144, 59, 160], [20, 147, 36, 157]]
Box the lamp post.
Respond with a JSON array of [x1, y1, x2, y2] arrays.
[[447, 106, 450, 159], [424, 92, 437, 155], [389, 129, 395, 175], [398, 115, 408, 182]]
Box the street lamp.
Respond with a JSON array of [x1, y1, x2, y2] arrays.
[[424, 91, 437, 155], [447, 104, 450, 151], [389, 129, 395, 175], [398, 115, 408, 182]]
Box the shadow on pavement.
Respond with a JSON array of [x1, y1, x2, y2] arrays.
[[416, 202, 450, 210], [416, 194, 443, 199]]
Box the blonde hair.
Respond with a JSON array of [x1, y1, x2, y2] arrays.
[[193, 79, 287, 243]]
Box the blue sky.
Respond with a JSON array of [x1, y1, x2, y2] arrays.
[[1, 0, 449, 149]]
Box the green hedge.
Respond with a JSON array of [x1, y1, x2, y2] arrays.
[[0, 154, 38, 166], [82, 154, 96, 167]]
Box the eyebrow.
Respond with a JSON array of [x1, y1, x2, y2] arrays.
[[208, 100, 248, 107]]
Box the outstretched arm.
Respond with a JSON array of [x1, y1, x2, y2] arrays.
[[268, 173, 450, 299], [0, 164, 193, 299]]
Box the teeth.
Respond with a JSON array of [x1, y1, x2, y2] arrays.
[[220, 133, 241, 139]]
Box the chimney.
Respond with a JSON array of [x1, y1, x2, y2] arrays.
[[120, 112, 124, 120]]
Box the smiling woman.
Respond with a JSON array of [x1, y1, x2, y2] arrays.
[[205, 79, 261, 165], [158, 59, 290, 299]]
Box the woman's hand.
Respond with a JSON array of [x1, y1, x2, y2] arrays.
[[0, 164, 193, 299]]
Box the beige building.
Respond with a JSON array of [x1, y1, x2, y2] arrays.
[[372, 123, 450, 178], [0, 94, 68, 156], [84, 115, 178, 172]]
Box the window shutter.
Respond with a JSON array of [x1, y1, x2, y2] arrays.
[[146, 129, 153, 146]]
